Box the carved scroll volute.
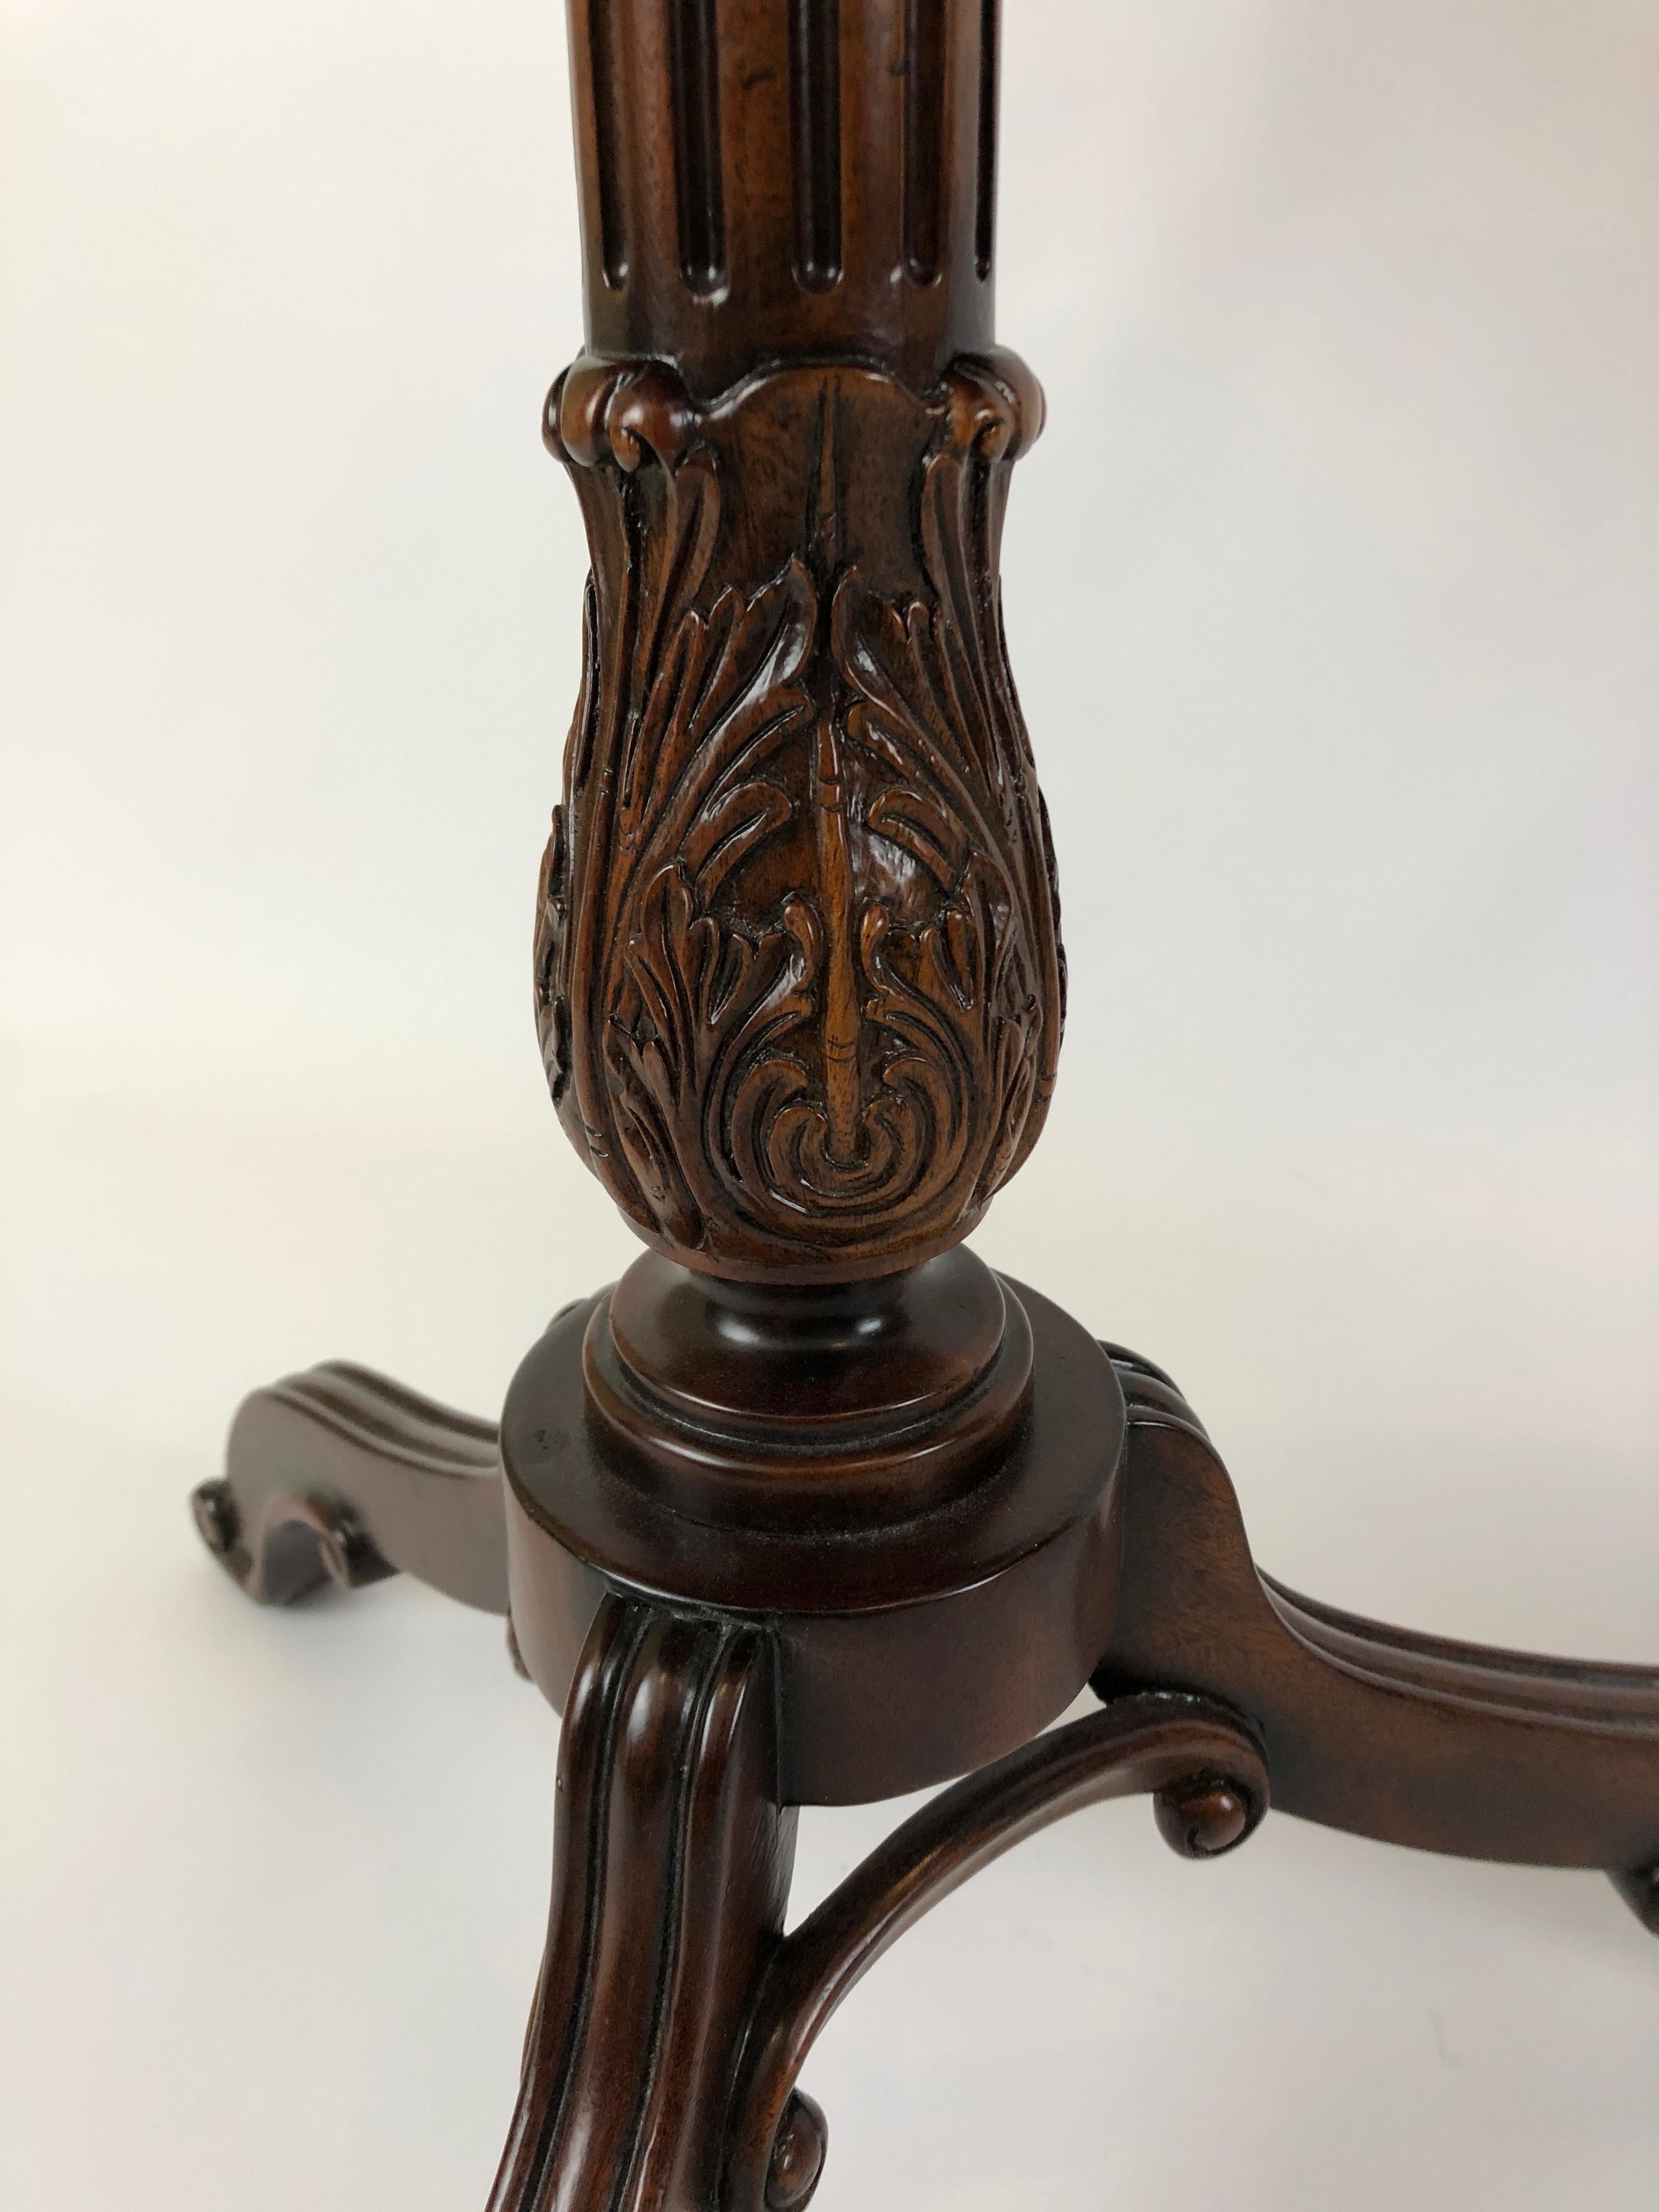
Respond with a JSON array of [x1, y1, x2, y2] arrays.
[[534, 346, 1063, 1283]]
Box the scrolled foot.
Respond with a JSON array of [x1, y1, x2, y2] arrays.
[[189, 1476, 238, 1562], [764, 2091, 828, 2212], [191, 1476, 393, 1604], [196, 1362, 507, 1613], [1154, 1770, 1256, 1858]]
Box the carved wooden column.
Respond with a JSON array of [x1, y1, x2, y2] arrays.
[[488, 7, 1215, 2206], [503, 0, 1126, 1782], [193, 8, 1659, 2206], [535, 0, 1060, 1276]]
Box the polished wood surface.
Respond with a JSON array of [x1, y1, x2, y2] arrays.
[[190, 3, 1658, 2205], [537, 341, 1056, 1287], [501, 1276, 1126, 1803], [1093, 1347, 1659, 1874], [536, 7, 1053, 1295], [205, 1345, 1659, 1871], [488, 1593, 1267, 2212], [562, 0, 1000, 400], [723, 1689, 1267, 2212], [194, 1361, 505, 1611], [584, 1247, 1033, 1524], [488, 1596, 799, 2212]]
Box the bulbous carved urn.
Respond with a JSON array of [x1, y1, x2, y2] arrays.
[[533, 0, 1064, 1284]]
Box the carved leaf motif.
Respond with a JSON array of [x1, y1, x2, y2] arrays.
[[682, 783, 792, 899], [588, 552, 820, 1251], [545, 355, 1064, 1273], [864, 787, 967, 892], [830, 577, 1000, 871], [608, 867, 821, 1254], [622, 560, 817, 889]]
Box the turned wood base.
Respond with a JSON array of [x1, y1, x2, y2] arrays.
[[193, 1271, 1659, 2211]]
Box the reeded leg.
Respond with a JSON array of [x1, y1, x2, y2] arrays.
[[1093, 1347, 1659, 1926], [191, 1363, 506, 1612], [488, 1595, 802, 2212], [492, 1592, 1267, 2212]]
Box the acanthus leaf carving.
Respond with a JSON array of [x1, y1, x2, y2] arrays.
[[537, 353, 1064, 1280]]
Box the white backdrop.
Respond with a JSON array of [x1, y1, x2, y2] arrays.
[[3, 3, 1657, 2207]]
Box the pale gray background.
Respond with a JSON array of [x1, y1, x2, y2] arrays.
[[3, 2, 1656, 2206]]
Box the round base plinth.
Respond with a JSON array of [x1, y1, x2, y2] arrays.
[[584, 1248, 1035, 1531], [501, 1274, 1126, 1804]]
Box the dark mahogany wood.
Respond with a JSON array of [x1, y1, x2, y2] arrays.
[[189, 2, 1658, 2205], [563, 0, 999, 405], [537, 337, 1054, 1291], [488, 1592, 1267, 2212], [198, 1348, 1658, 1896], [537, 0, 1056, 1297], [501, 1277, 1126, 1804], [1093, 1347, 1659, 1883], [585, 1247, 1033, 1526], [488, 1595, 799, 2212], [723, 1690, 1267, 2212], [194, 1361, 505, 1611]]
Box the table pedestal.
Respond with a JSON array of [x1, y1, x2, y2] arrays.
[[192, 5, 1659, 2204]]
